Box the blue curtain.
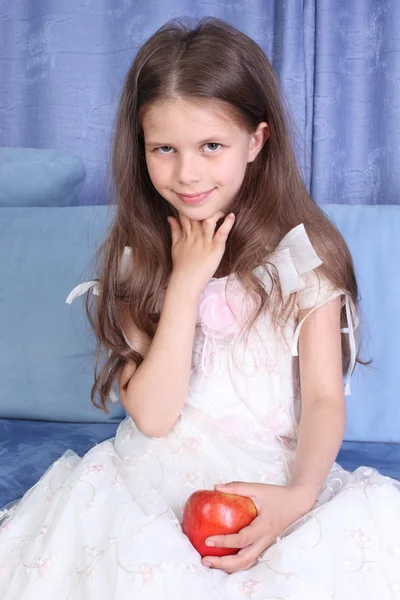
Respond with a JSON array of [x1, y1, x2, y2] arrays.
[[0, 1, 399, 205]]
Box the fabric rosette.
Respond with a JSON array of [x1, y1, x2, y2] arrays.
[[198, 277, 255, 341]]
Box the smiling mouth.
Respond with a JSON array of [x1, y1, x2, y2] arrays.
[[176, 188, 215, 205], [177, 188, 214, 198]]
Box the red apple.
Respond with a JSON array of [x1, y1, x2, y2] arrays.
[[182, 489, 258, 557]]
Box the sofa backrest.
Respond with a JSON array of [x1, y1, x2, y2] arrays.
[[323, 204, 400, 442], [1, 203, 399, 440]]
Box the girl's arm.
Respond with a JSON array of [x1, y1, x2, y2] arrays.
[[119, 275, 200, 438], [289, 295, 347, 502], [199, 296, 348, 574], [119, 210, 235, 439]]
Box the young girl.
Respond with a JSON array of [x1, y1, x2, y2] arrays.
[[1, 16, 399, 599]]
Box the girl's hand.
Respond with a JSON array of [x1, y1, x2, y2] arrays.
[[201, 481, 318, 574], [167, 211, 235, 296]]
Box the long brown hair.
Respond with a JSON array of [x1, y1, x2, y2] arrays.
[[85, 16, 367, 412]]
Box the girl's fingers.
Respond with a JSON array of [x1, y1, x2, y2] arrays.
[[202, 217, 218, 243], [175, 210, 234, 244], [202, 537, 268, 574], [205, 517, 262, 549], [178, 213, 191, 236], [202, 210, 229, 243], [167, 216, 181, 245], [213, 213, 235, 244], [190, 218, 204, 239]]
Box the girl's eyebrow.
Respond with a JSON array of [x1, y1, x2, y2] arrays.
[[145, 135, 231, 147]]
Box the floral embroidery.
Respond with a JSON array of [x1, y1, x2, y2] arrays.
[[256, 406, 290, 442], [179, 562, 208, 573], [79, 564, 95, 580], [85, 546, 103, 557], [177, 471, 202, 486], [265, 357, 279, 373], [45, 492, 54, 504], [86, 464, 106, 473], [37, 525, 48, 541], [236, 578, 261, 597], [184, 437, 202, 452], [140, 563, 159, 584], [36, 556, 53, 577], [83, 501, 94, 513], [345, 522, 371, 548], [55, 456, 75, 470]]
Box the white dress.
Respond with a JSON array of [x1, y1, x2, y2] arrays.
[[1, 224, 399, 600]]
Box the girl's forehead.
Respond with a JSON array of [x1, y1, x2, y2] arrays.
[[142, 98, 243, 138]]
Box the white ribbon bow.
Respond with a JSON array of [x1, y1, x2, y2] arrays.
[[65, 247, 133, 403], [265, 223, 323, 297], [65, 246, 132, 305], [65, 280, 100, 304]]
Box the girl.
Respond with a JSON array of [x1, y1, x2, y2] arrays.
[[1, 16, 399, 600]]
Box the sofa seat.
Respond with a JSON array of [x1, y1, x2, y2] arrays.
[[1, 418, 399, 509], [0, 418, 118, 508]]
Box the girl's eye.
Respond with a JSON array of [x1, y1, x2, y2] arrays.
[[154, 143, 222, 154], [156, 146, 174, 154], [204, 143, 222, 152]]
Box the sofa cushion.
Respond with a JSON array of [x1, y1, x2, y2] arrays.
[[322, 205, 400, 442], [0, 419, 399, 510], [0, 205, 125, 422], [0, 147, 86, 207]]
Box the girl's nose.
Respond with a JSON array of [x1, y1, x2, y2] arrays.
[[176, 154, 201, 185]]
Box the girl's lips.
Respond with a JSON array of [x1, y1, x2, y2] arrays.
[[177, 188, 214, 205]]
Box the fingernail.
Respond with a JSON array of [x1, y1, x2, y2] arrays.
[[205, 540, 215, 547], [202, 561, 211, 567]]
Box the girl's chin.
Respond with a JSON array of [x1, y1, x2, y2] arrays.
[[179, 204, 233, 220], [166, 198, 233, 221]]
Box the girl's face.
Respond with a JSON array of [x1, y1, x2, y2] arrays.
[[142, 98, 268, 220]]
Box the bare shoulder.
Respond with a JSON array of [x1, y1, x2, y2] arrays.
[[298, 296, 345, 406]]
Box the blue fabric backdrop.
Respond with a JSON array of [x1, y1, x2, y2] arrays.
[[0, 0, 399, 206]]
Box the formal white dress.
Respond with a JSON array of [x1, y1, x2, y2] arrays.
[[1, 224, 399, 600]]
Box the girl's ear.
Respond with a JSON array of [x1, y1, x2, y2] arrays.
[[247, 122, 270, 163]]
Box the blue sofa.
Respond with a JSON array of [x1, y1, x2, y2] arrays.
[[0, 150, 399, 510]]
